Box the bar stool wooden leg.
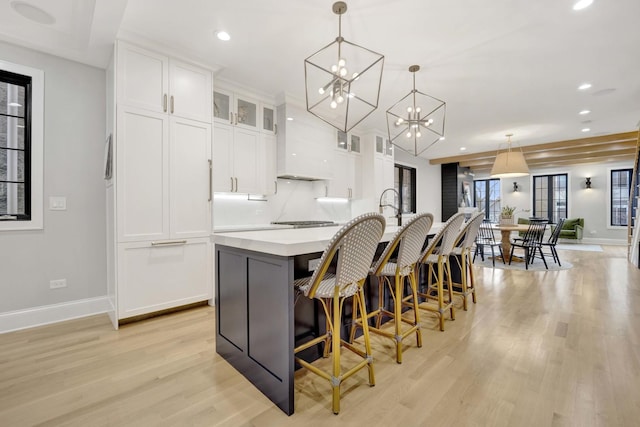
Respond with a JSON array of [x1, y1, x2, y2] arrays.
[[408, 270, 422, 348], [445, 259, 456, 321], [357, 287, 375, 386], [331, 290, 341, 415]]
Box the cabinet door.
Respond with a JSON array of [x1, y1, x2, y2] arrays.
[[170, 117, 212, 238], [326, 150, 350, 198], [116, 107, 169, 242], [117, 238, 212, 319], [116, 42, 168, 113], [169, 60, 212, 123], [350, 152, 362, 199], [233, 128, 261, 194], [213, 90, 233, 124], [234, 95, 258, 131], [261, 134, 277, 195], [213, 122, 234, 192], [262, 104, 276, 134]]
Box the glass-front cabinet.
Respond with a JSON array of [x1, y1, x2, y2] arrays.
[[262, 105, 276, 134]]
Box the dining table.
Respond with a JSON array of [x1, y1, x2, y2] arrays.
[[491, 223, 530, 262]]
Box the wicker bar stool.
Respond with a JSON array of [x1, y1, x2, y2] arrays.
[[450, 212, 484, 310], [415, 213, 466, 331], [293, 213, 386, 414], [350, 213, 434, 364]]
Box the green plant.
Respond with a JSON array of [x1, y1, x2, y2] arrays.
[[501, 205, 516, 216]]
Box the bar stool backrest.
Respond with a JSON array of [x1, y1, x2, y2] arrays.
[[420, 212, 466, 262], [371, 212, 434, 276], [455, 212, 485, 250], [305, 212, 386, 299]]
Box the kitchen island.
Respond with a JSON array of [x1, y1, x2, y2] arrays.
[[212, 223, 441, 415]]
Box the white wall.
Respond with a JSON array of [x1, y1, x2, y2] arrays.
[[395, 149, 442, 220], [479, 160, 633, 243], [0, 42, 106, 315]]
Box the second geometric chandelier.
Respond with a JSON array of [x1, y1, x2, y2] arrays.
[[386, 65, 446, 157]]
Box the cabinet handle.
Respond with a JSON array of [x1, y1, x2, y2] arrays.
[[274, 180, 278, 194], [151, 240, 187, 247], [274, 123, 278, 135], [325, 185, 328, 198], [163, 94, 168, 112], [229, 112, 233, 124], [170, 96, 175, 114], [234, 113, 238, 126], [208, 159, 213, 201], [234, 177, 238, 192], [230, 177, 234, 192]]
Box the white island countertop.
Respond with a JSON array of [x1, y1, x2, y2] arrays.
[[213, 222, 444, 257]]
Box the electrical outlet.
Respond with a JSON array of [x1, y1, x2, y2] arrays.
[[50, 279, 67, 289], [308, 258, 321, 272]]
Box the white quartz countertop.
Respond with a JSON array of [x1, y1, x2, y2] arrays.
[[213, 222, 444, 257]]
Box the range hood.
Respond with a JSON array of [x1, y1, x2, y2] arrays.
[[276, 103, 333, 181]]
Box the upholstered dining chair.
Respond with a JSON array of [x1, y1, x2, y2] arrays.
[[541, 218, 565, 266], [293, 212, 385, 414], [509, 218, 548, 269], [350, 213, 434, 364], [415, 213, 466, 331], [473, 219, 505, 267], [450, 212, 484, 310]]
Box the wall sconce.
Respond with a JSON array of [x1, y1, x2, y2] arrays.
[[513, 182, 519, 192], [585, 177, 592, 189]]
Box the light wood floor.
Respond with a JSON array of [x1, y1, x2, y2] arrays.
[[1, 245, 639, 426]]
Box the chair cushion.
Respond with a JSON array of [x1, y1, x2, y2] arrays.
[[562, 218, 581, 230], [294, 273, 359, 299]]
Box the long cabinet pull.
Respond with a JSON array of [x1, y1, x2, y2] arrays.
[[163, 94, 168, 112], [229, 112, 233, 124], [274, 123, 278, 135], [170, 96, 175, 114], [274, 180, 278, 194], [151, 240, 187, 247], [208, 159, 213, 201], [234, 113, 238, 126], [234, 177, 238, 192], [230, 177, 234, 192]]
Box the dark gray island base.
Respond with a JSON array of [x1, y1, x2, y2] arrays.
[[215, 244, 296, 415]]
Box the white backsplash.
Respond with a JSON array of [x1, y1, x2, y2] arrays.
[[213, 179, 352, 227]]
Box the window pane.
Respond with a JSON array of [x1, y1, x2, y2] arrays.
[[0, 81, 26, 117], [0, 116, 26, 149], [0, 182, 25, 215], [0, 149, 25, 182], [611, 169, 631, 226]]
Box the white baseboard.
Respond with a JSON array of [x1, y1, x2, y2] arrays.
[[0, 296, 109, 334]]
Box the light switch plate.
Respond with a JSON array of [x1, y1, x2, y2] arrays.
[[49, 196, 67, 210]]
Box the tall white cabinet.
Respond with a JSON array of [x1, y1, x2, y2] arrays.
[[107, 41, 214, 326]]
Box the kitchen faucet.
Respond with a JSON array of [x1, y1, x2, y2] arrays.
[[378, 188, 402, 226]]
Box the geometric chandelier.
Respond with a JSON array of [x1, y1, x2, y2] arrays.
[[304, 1, 385, 133], [386, 65, 446, 157]]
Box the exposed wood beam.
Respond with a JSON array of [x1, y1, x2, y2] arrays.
[[430, 131, 639, 171]]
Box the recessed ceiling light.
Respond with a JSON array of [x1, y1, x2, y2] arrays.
[[579, 109, 591, 115], [578, 83, 592, 90], [459, 146, 466, 151], [10, 1, 56, 25], [215, 31, 231, 41], [286, 117, 294, 121], [581, 128, 591, 132], [439, 137, 445, 141], [573, 0, 594, 11]]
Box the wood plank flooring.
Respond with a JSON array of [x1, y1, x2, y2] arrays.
[[1, 245, 639, 426]]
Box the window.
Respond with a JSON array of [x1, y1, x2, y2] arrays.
[[533, 173, 567, 223], [474, 179, 501, 222], [610, 168, 632, 226], [394, 164, 416, 214], [0, 60, 43, 231]]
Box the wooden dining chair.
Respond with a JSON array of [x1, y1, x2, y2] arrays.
[[473, 219, 505, 267], [509, 218, 548, 269], [541, 218, 565, 266]]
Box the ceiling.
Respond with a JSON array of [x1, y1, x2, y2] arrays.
[[2, 0, 640, 163]]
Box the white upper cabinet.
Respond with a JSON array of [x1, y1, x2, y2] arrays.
[[214, 89, 266, 132], [213, 122, 261, 194], [117, 41, 212, 123], [169, 61, 212, 122]]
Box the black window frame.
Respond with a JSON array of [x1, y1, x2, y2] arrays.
[[395, 163, 416, 214], [610, 168, 633, 227], [532, 173, 567, 223], [473, 178, 501, 222], [0, 69, 32, 221]]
